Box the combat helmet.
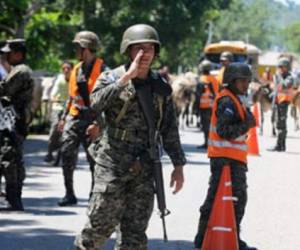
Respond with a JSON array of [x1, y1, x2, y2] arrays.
[[72, 31, 100, 50], [120, 24, 160, 54], [220, 51, 233, 62], [1, 39, 26, 53], [223, 62, 252, 86], [198, 59, 212, 72], [278, 57, 290, 70]]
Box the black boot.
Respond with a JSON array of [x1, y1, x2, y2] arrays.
[[239, 239, 258, 250], [44, 153, 54, 162], [57, 193, 77, 206], [0, 198, 24, 211]]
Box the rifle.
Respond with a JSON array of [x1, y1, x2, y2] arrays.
[[149, 129, 170, 242]]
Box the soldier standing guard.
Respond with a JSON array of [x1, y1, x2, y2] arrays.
[[0, 39, 34, 211], [75, 24, 186, 250], [194, 63, 257, 250], [196, 60, 219, 149], [270, 57, 294, 152], [57, 31, 107, 206]]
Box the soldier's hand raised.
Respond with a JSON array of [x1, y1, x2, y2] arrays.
[[118, 50, 144, 86]]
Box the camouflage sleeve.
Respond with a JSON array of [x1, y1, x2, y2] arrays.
[[215, 96, 250, 140], [91, 70, 126, 112], [0, 66, 32, 97], [282, 74, 294, 88], [160, 96, 186, 166]]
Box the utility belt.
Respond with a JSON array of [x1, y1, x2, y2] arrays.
[[107, 127, 149, 143]]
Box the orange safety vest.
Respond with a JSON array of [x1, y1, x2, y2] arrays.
[[208, 88, 248, 163], [276, 84, 293, 104], [68, 58, 103, 116], [199, 75, 219, 109]]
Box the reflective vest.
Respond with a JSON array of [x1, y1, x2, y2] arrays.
[[276, 84, 293, 104], [68, 58, 103, 116], [208, 89, 248, 163], [199, 75, 219, 109]]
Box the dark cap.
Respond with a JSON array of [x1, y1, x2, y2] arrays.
[[1, 39, 26, 53]]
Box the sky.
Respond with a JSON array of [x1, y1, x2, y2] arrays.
[[274, 0, 300, 4]]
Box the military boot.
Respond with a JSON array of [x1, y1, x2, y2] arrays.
[[57, 193, 77, 206], [239, 239, 258, 250], [0, 197, 24, 211]]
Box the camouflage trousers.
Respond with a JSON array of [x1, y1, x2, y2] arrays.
[[194, 158, 248, 249], [61, 116, 95, 196], [276, 102, 289, 148], [199, 108, 212, 145], [0, 130, 25, 207], [47, 109, 63, 154], [74, 155, 155, 250]]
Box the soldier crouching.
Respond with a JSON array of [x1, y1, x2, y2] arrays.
[[74, 24, 186, 250]]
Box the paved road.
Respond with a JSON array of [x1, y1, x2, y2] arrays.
[[1, 111, 300, 250]]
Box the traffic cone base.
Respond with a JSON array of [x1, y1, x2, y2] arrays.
[[247, 126, 260, 156], [201, 165, 239, 250]]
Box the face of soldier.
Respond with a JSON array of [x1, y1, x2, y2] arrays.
[[221, 59, 230, 67], [234, 78, 250, 95], [129, 43, 155, 71], [278, 65, 288, 75], [75, 44, 84, 61], [6, 51, 23, 65]]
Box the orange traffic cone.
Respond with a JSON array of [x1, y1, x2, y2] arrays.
[[252, 103, 260, 127], [247, 125, 260, 156], [201, 165, 239, 250]]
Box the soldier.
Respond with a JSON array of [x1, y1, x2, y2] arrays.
[[196, 60, 219, 149], [217, 51, 233, 85], [74, 24, 186, 250], [0, 39, 34, 211], [194, 63, 257, 250], [57, 31, 107, 206], [270, 57, 294, 152], [44, 61, 73, 165]]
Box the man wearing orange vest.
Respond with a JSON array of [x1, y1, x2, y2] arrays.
[[194, 63, 257, 250], [217, 51, 233, 85], [270, 57, 294, 152], [196, 60, 219, 149], [57, 31, 108, 206]]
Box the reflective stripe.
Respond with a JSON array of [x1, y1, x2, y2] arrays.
[[208, 139, 248, 151], [212, 227, 232, 232], [222, 196, 238, 201]]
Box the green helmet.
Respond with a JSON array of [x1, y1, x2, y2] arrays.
[[220, 51, 233, 62], [120, 24, 160, 54], [72, 31, 100, 50], [278, 57, 290, 69], [223, 63, 252, 85], [199, 59, 212, 72]]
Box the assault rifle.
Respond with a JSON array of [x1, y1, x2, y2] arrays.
[[149, 129, 170, 242]]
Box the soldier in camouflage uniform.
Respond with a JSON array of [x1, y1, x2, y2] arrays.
[[75, 24, 186, 250], [194, 63, 257, 250], [0, 39, 34, 211], [270, 57, 294, 152], [57, 31, 108, 206]]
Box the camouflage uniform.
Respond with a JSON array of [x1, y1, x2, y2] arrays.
[[0, 40, 33, 210], [74, 65, 186, 250], [59, 60, 106, 205], [274, 72, 294, 151]]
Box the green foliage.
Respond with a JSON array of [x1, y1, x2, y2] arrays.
[[212, 0, 277, 49], [0, 0, 232, 72], [283, 22, 300, 53]]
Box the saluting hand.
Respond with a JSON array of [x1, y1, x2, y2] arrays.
[[170, 165, 184, 194], [118, 50, 144, 86]]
